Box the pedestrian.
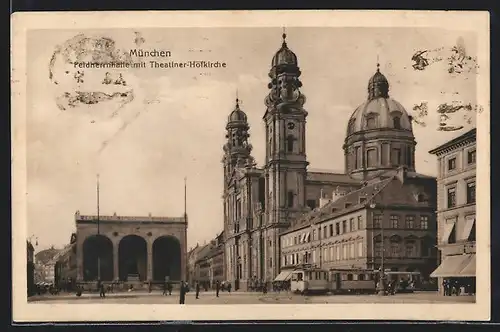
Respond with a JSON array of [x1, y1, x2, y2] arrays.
[[195, 281, 200, 299], [179, 281, 186, 305], [168, 281, 173, 295], [228, 282, 232, 294], [148, 281, 152, 293], [442, 279, 448, 296], [216, 280, 220, 297], [99, 282, 106, 298], [162, 281, 167, 295]]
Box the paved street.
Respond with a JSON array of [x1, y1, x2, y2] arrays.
[[28, 290, 475, 304]]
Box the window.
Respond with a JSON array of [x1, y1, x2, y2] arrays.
[[350, 218, 355, 231], [448, 157, 456, 171], [345, 203, 352, 209], [350, 243, 355, 258], [359, 196, 367, 204], [312, 229, 316, 241], [366, 116, 376, 129], [405, 243, 416, 257], [342, 220, 347, 233], [306, 199, 316, 210], [342, 245, 347, 260], [354, 147, 360, 169], [347, 274, 354, 281], [336, 245, 340, 260], [329, 224, 334, 237], [330, 247, 334, 261], [390, 243, 400, 257], [367, 148, 377, 167], [323, 226, 328, 238], [374, 215, 382, 228], [467, 182, 476, 204], [287, 135, 295, 153], [393, 116, 401, 129], [390, 215, 399, 228], [359, 274, 365, 281], [358, 241, 363, 257], [269, 258, 272, 268], [335, 223, 340, 235], [374, 242, 382, 257], [294, 237, 297, 245], [392, 148, 401, 165], [447, 187, 456, 208], [467, 150, 476, 164], [420, 215, 429, 229], [269, 240, 272, 247], [405, 216, 415, 229], [287, 191, 294, 208], [357, 216, 363, 229]]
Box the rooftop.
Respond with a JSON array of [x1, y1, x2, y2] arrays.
[[428, 128, 476, 155]]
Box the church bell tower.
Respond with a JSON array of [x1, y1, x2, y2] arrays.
[[263, 31, 309, 280]]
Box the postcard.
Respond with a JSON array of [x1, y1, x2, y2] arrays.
[[11, 10, 490, 322]]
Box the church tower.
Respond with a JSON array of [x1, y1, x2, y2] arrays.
[[343, 63, 416, 180], [263, 31, 309, 280], [222, 97, 254, 186]]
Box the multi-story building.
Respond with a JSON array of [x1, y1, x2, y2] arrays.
[[194, 232, 225, 289], [280, 167, 437, 281], [221, 32, 439, 289], [429, 128, 476, 295], [54, 233, 78, 290], [34, 247, 61, 284], [27, 241, 35, 296]]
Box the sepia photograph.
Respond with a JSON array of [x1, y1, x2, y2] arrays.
[[11, 10, 490, 322]]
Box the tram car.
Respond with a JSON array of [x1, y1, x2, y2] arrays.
[[290, 267, 329, 295], [328, 269, 377, 294]]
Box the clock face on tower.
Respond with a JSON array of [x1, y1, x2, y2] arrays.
[[287, 122, 295, 130]]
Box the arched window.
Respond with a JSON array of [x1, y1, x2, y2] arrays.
[[393, 116, 401, 129]]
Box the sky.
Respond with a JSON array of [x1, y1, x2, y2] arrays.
[[25, 27, 478, 253]]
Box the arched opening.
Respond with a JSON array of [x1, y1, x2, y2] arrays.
[[118, 235, 147, 281], [153, 236, 181, 282], [82, 235, 114, 281]]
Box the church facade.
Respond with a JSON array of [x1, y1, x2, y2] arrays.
[[221, 32, 437, 290]]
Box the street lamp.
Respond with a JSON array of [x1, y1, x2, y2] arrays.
[[369, 202, 387, 296]]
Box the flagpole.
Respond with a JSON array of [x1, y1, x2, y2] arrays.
[[184, 177, 188, 284], [97, 174, 101, 281]]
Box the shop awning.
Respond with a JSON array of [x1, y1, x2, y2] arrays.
[[459, 216, 475, 241], [458, 254, 476, 277], [274, 270, 293, 282], [441, 222, 456, 243], [430, 254, 472, 278]]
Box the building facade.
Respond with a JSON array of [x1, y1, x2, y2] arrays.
[[221, 32, 438, 289], [193, 232, 225, 289], [34, 247, 60, 284], [54, 233, 78, 290], [429, 129, 476, 294], [280, 167, 438, 281], [75, 211, 187, 284]]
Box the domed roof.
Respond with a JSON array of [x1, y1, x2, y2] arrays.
[[228, 99, 248, 123], [271, 33, 298, 67], [346, 66, 413, 136]]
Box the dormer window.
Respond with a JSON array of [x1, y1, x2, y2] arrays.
[[345, 203, 352, 209], [366, 116, 377, 129], [359, 197, 367, 204]]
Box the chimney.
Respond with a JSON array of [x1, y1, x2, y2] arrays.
[[331, 186, 345, 203]]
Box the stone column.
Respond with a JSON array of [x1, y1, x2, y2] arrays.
[[113, 241, 119, 281], [147, 241, 153, 281]]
